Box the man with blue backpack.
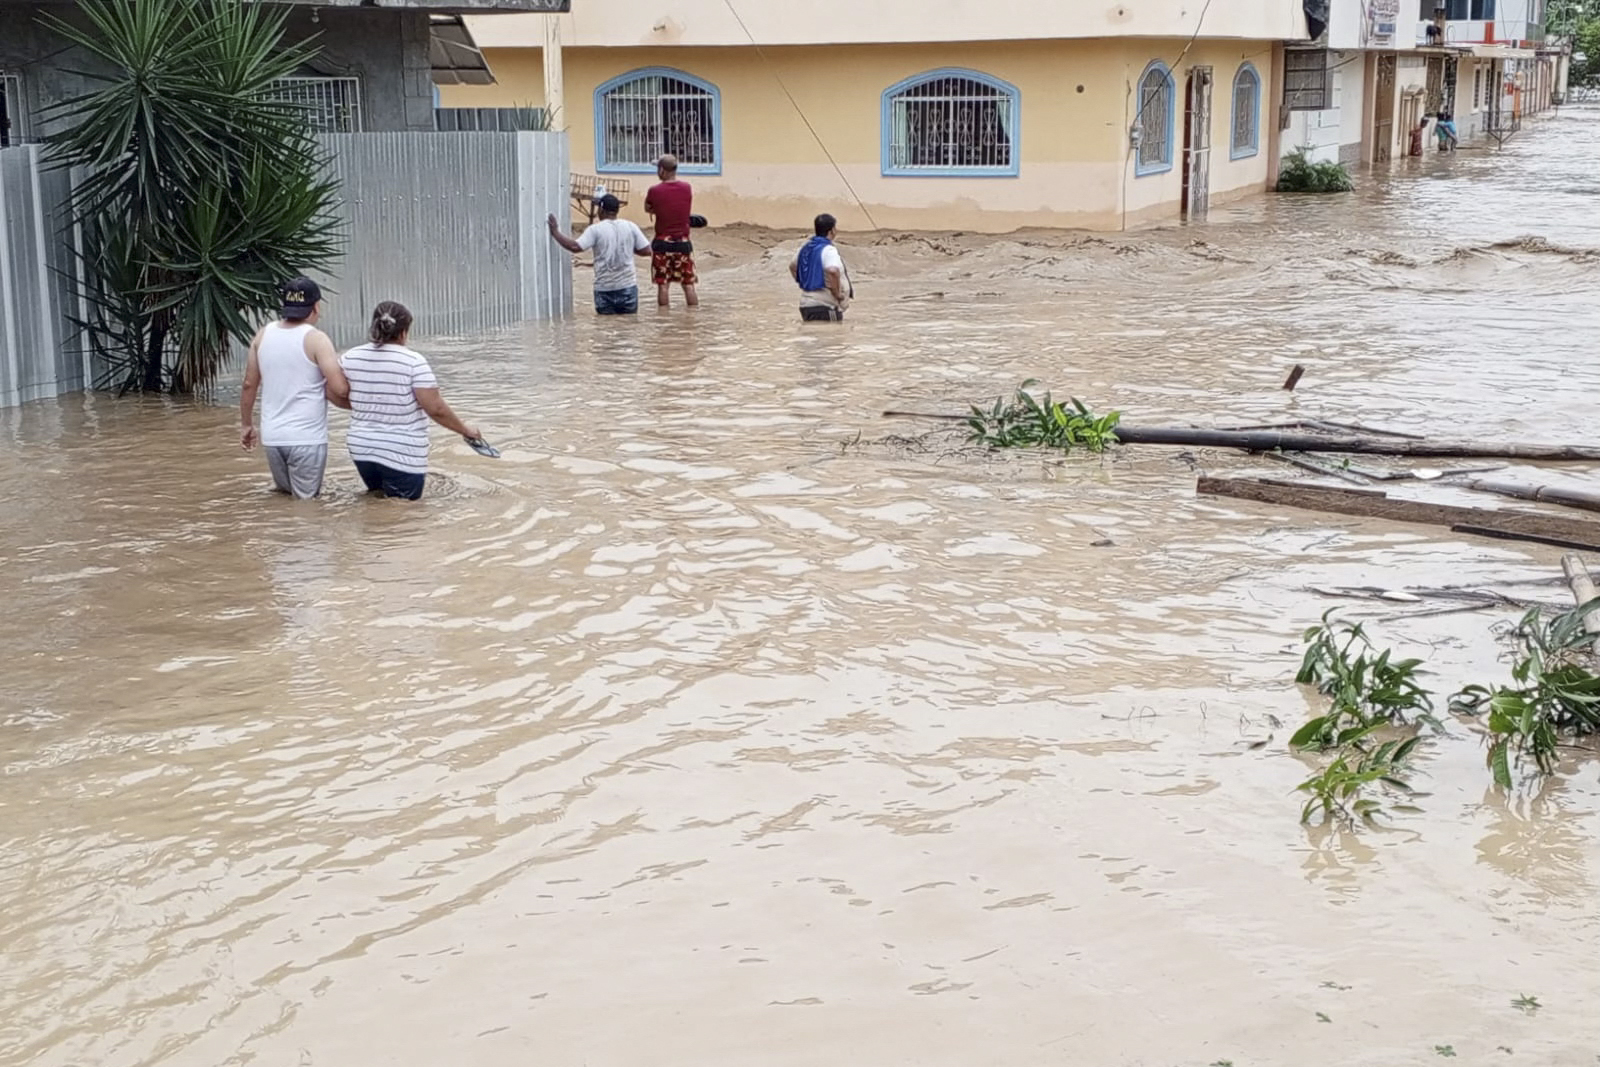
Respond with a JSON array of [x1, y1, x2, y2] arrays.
[[789, 213, 853, 322]]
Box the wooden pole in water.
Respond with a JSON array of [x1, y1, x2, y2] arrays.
[[1197, 476, 1600, 553], [1115, 426, 1600, 461], [1560, 555, 1600, 655], [1465, 479, 1600, 515]]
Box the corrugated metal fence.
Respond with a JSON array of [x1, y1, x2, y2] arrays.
[[0, 145, 79, 408], [0, 132, 571, 409], [315, 131, 571, 346]]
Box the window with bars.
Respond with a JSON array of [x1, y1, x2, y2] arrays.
[[267, 76, 363, 133], [595, 68, 719, 174], [1, 72, 25, 147], [1230, 64, 1261, 159], [881, 69, 1019, 176], [1283, 49, 1332, 111], [1135, 62, 1174, 175]]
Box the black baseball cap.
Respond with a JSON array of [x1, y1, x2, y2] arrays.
[[281, 276, 322, 320], [596, 193, 621, 214]]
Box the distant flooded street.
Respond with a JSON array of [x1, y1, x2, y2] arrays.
[[3, 111, 1599, 1066]]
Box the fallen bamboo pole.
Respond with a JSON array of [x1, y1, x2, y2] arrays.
[[878, 412, 1600, 461], [1560, 555, 1600, 655], [1118, 426, 1600, 461], [1465, 479, 1600, 515], [1197, 476, 1600, 553]]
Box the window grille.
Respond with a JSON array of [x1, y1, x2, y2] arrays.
[[884, 71, 1017, 175], [1, 71, 24, 147], [1137, 65, 1173, 172], [598, 70, 718, 172], [267, 76, 363, 133], [1283, 49, 1332, 111], [1231, 65, 1260, 157]]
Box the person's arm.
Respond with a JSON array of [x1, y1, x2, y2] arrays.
[[633, 224, 652, 258], [416, 387, 479, 441], [547, 212, 583, 254], [789, 255, 800, 282], [824, 266, 845, 303], [239, 329, 263, 450], [308, 329, 350, 409]]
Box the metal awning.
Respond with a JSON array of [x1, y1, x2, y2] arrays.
[[430, 14, 495, 86]]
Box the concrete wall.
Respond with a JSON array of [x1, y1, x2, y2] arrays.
[[0, 6, 440, 136], [468, 1, 1311, 48], [445, 38, 1281, 232], [1281, 50, 1368, 165]]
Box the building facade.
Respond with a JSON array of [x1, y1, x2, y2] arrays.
[[445, 1, 1318, 232], [1279, 0, 1562, 166]]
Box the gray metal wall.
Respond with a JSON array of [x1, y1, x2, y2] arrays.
[[0, 132, 571, 408], [0, 144, 78, 408], [314, 130, 572, 347]]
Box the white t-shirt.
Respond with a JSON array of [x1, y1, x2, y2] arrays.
[[579, 218, 650, 293], [341, 343, 438, 475], [791, 243, 849, 309], [257, 321, 327, 447]]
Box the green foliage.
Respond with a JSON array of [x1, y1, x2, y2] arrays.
[[43, 0, 341, 394], [1450, 599, 1600, 786], [1291, 613, 1434, 825], [1510, 993, 1541, 1014], [1297, 735, 1422, 825], [967, 380, 1121, 453], [1275, 149, 1355, 194], [1293, 612, 1437, 750]]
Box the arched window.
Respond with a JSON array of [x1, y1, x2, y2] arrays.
[[595, 67, 720, 174], [1135, 61, 1174, 176], [881, 68, 1020, 177], [1231, 63, 1261, 159]]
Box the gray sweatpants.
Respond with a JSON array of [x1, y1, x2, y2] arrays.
[[265, 444, 328, 499]]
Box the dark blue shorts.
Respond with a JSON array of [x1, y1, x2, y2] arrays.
[[355, 460, 426, 500], [594, 286, 639, 315]]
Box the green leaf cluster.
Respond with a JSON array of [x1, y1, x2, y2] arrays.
[[967, 380, 1121, 454], [1291, 612, 1432, 825], [43, 0, 342, 394], [1449, 598, 1600, 786], [1275, 149, 1355, 194]]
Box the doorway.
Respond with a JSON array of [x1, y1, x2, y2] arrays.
[[1181, 65, 1213, 221], [0, 72, 23, 148], [1372, 55, 1397, 163]]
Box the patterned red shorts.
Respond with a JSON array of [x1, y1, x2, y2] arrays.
[[651, 251, 697, 286]]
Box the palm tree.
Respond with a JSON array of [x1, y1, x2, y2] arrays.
[[43, 0, 341, 394]]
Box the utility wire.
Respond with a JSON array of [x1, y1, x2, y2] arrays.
[[720, 0, 882, 231]]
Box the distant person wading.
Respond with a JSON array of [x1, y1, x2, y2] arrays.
[[644, 154, 699, 308], [790, 214, 853, 322], [340, 302, 482, 501]]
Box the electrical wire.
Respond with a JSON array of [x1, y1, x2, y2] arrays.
[[720, 0, 882, 231]]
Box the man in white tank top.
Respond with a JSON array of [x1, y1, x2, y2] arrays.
[[239, 277, 350, 498]]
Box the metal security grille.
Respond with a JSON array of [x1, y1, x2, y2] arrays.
[[1137, 70, 1172, 168], [268, 77, 363, 133], [886, 75, 1014, 171], [1, 72, 24, 147], [1284, 49, 1331, 111], [601, 74, 716, 168], [1232, 69, 1258, 153]]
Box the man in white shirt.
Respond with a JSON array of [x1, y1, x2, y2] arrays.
[[789, 213, 852, 322], [547, 195, 652, 315], [239, 276, 349, 498]]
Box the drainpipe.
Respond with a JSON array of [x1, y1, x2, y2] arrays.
[[542, 14, 565, 132]]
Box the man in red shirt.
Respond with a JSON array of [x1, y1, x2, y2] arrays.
[[643, 154, 698, 308]]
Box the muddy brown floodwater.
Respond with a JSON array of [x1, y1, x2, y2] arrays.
[[5, 112, 1600, 1067]]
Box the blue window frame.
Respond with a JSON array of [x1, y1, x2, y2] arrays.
[[1230, 63, 1261, 159], [1134, 60, 1175, 177], [881, 68, 1020, 177], [595, 67, 721, 175]]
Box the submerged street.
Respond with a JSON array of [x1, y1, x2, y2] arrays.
[[2, 110, 1599, 1065]]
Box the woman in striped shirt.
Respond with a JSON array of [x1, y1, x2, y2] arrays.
[[341, 301, 480, 500]]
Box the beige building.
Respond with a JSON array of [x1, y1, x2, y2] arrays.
[[443, 1, 1316, 232]]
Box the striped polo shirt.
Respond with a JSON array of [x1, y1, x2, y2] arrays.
[[340, 343, 438, 475]]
